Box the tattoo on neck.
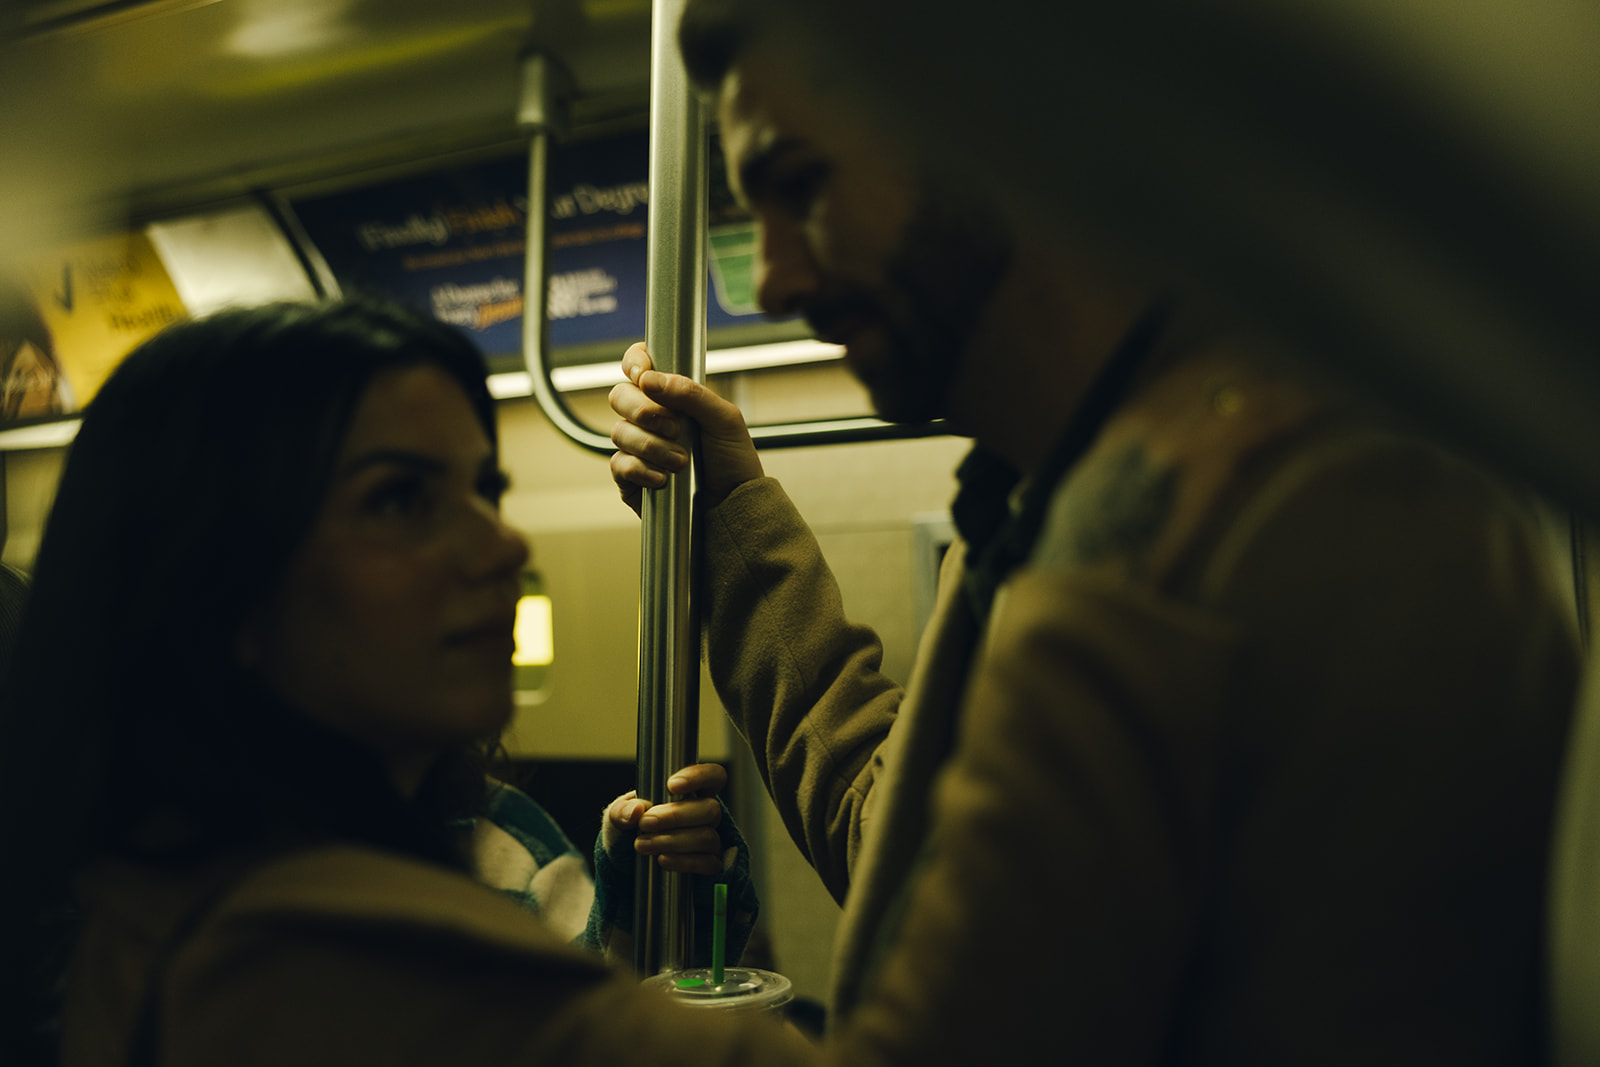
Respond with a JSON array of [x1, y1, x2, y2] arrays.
[[1038, 444, 1177, 581]]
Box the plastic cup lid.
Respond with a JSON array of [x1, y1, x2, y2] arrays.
[[643, 967, 794, 1011]]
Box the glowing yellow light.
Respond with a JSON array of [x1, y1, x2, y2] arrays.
[[513, 594, 553, 667], [213, 16, 528, 96]]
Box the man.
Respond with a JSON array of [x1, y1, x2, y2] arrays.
[[612, 2, 1579, 1061]]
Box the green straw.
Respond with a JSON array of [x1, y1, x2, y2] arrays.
[[712, 882, 727, 987]]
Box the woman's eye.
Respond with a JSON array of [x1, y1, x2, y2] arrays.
[[477, 469, 511, 506], [365, 477, 430, 519]]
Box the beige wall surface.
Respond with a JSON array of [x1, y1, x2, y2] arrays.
[[3, 446, 67, 569]]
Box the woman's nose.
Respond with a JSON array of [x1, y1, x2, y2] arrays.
[[460, 501, 530, 582]]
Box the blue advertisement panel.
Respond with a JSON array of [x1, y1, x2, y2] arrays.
[[290, 156, 530, 357], [545, 132, 648, 349], [288, 130, 784, 366]]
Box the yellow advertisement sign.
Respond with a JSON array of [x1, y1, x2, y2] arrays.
[[4, 231, 187, 421]]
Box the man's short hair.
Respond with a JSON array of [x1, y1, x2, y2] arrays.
[[678, 0, 760, 92]]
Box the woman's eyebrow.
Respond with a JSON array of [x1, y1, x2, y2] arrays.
[[335, 449, 450, 481]]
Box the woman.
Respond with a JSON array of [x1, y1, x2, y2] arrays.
[[0, 298, 792, 1067]]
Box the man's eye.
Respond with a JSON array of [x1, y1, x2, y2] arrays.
[[772, 163, 829, 218]]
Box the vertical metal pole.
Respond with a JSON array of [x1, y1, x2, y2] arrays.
[[634, 0, 708, 977]]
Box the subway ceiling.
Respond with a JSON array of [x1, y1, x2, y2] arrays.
[[1, 0, 655, 225]]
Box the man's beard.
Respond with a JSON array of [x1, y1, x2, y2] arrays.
[[857, 188, 1014, 424]]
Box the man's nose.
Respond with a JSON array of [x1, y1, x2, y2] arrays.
[[753, 218, 822, 319]]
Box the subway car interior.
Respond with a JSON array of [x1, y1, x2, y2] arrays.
[[0, 0, 971, 1006], [4, 0, 1600, 1057]]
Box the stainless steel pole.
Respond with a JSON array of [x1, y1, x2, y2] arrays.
[[634, 0, 707, 977]]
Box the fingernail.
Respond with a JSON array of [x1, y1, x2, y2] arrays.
[[638, 815, 659, 832], [626, 364, 641, 384]]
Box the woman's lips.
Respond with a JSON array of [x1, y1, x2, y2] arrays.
[[446, 618, 517, 658]]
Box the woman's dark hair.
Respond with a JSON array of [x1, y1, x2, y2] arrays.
[[0, 296, 501, 1062]]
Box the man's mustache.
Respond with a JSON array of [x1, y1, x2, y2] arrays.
[[803, 290, 883, 343]]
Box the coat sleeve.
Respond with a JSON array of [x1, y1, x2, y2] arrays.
[[702, 477, 905, 903], [161, 848, 819, 1067]]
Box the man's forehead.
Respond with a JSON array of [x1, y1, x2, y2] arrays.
[[718, 66, 783, 151], [717, 40, 798, 114]]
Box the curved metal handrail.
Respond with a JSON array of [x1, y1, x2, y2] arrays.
[[515, 58, 949, 458], [518, 54, 616, 456]]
